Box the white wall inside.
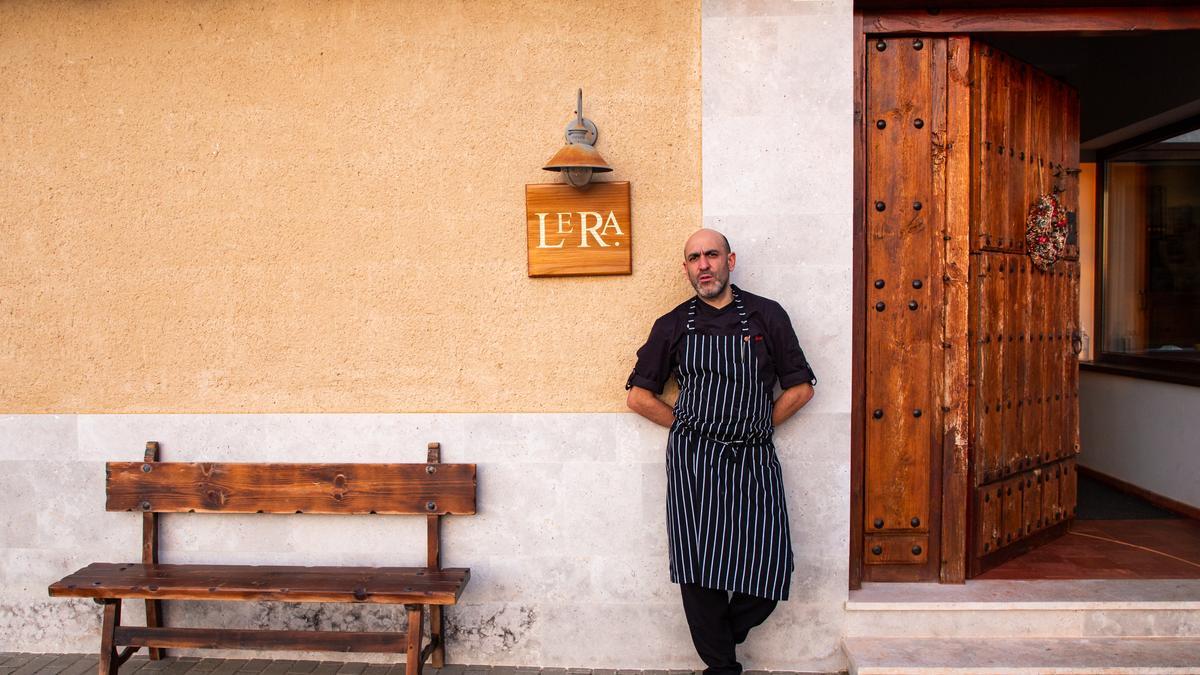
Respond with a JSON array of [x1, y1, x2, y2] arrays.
[[1079, 371, 1200, 509]]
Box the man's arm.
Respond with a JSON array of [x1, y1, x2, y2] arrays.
[[772, 383, 814, 427], [626, 385, 676, 428]]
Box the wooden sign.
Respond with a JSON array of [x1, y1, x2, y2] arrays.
[[526, 181, 631, 277]]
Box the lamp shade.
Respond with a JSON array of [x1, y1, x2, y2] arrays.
[[543, 142, 613, 173]]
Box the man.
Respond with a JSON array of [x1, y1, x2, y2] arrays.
[[625, 228, 816, 675]]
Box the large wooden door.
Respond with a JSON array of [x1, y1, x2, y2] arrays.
[[966, 41, 1080, 577], [861, 36, 1080, 581], [862, 35, 950, 582]]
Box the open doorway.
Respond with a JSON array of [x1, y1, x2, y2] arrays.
[[975, 56, 1200, 576], [851, 5, 1200, 586]]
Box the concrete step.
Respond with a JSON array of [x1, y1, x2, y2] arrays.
[[845, 579, 1200, 639], [843, 637, 1200, 674]]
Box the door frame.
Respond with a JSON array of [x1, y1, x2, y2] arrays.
[[850, 4, 1200, 589]]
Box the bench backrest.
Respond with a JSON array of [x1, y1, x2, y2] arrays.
[[107, 462, 476, 515], [111, 442, 473, 568]]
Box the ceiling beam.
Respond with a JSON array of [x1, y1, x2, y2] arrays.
[[861, 7, 1200, 34]]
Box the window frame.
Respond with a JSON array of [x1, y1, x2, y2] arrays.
[[1088, 113, 1200, 387]]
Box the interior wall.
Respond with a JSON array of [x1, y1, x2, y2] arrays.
[[1078, 163, 1096, 358], [1079, 371, 1200, 509]]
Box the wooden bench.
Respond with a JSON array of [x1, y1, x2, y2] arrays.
[[49, 442, 476, 675]]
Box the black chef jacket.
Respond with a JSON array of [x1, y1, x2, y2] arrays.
[[626, 285, 818, 396]]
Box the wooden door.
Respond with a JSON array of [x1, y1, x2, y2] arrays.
[[860, 36, 1080, 581], [862, 35, 949, 582], [967, 41, 1080, 577]]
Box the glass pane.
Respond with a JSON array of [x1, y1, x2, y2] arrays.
[[1103, 154, 1200, 361]]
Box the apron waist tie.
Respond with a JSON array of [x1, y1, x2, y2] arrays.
[[673, 423, 771, 461]]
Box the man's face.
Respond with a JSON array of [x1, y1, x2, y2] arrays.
[[683, 231, 736, 300]]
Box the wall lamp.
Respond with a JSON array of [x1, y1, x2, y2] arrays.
[[543, 89, 612, 188]]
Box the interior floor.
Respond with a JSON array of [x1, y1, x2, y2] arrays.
[[979, 474, 1200, 579]]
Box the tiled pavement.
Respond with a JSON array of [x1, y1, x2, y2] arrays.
[[0, 654, 834, 675]]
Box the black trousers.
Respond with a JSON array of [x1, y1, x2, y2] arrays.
[[679, 583, 778, 675]]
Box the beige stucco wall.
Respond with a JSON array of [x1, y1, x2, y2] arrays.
[[1, 1, 701, 413]]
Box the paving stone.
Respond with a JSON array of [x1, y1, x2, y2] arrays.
[[285, 662, 320, 674], [435, 666, 464, 675], [11, 654, 59, 675], [61, 656, 98, 675], [209, 659, 250, 675], [308, 662, 342, 675], [239, 660, 272, 674], [138, 657, 174, 671], [35, 653, 80, 675], [360, 665, 389, 675], [261, 661, 295, 675], [117, 657, 149, 675], [334, 663, 367, 675], [162, 658, 204, 675], [190, 660, 224, 673], [126, 658, 160, 674], [0, 656, 33, 670], [129, 658, 167, 675]]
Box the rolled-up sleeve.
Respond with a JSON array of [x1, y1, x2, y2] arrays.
[[769, 304, 818, 389], [625, 314, 676, 395]]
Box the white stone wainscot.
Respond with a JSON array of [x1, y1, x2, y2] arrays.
[[1, 411, 849, 672]]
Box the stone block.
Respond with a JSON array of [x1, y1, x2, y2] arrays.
[[0, 415, 77, 462], [534, 603, 691, 669], [1083, 609, 1200, 637]]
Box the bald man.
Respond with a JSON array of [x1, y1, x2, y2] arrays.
[[626, 229, 816, 675]]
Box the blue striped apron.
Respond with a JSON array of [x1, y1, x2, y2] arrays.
[[665, 289, 795, 601]]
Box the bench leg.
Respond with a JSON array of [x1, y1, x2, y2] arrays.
[[405, 604, 424, 675], [145, 599, 165, 660], [98, 600, 121, 675], [430, 605, 444, 668]]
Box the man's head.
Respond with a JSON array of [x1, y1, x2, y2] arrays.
[[682, 228, 736, 304]]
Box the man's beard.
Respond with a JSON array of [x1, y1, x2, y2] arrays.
[[691, 274, 728, 299]]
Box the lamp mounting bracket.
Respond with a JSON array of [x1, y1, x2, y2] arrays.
[[564, 88, 599, 146]]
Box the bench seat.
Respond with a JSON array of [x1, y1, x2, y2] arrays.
[[50, 562, 470, 605]]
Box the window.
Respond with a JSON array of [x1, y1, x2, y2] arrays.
[[1095, 123, 1200, 385]]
